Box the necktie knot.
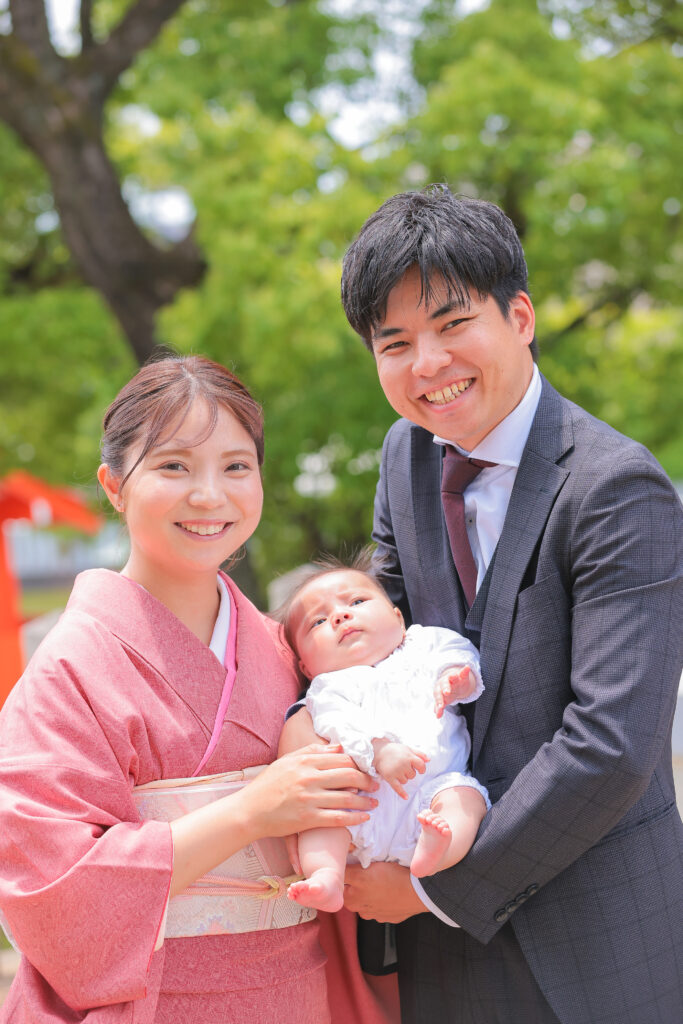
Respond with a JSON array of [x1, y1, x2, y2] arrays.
[[441, 446, 495, 496]]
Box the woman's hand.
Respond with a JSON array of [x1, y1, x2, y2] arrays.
[[170, 744, 377, 897], [237, 743, 379, 842]]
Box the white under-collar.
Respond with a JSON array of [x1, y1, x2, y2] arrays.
[[209, 575, 231, 662], [433, 364, 541, 468]]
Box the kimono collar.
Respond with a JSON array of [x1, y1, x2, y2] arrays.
[[65, 569, 296, 748]]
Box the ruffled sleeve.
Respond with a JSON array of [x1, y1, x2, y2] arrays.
[[406, 624, 484, 703], [305, 667, 378, 773]]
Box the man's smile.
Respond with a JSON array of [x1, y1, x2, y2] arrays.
[[424, 378, 474, 405]]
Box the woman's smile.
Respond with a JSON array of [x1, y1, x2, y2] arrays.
[[176, 520, 232, 537]]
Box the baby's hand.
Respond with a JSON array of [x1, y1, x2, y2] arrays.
[[434, 666, 476, 718], [372, 739, 428, 799]]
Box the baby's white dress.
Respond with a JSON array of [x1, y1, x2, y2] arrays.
[[305, 624, 490, 868]]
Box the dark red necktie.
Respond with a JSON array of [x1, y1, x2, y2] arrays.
[[441, 446, 495, 608]]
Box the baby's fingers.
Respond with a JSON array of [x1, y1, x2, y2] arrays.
[[434, 682, 450, 714], [389, 778, 408, 800]]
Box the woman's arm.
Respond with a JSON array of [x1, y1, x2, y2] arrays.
[[170, 742, 377, 895]]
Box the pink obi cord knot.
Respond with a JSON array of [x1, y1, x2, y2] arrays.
[[183, 873, 302, 899]]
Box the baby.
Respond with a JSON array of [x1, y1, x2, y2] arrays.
[[278, 559, 489, 913]]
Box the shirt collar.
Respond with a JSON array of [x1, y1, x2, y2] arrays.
[[433, 364, 541, 469]]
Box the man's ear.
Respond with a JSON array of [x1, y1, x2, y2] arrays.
[[97, 464, 124, 513], [510, 291, 535, 347]]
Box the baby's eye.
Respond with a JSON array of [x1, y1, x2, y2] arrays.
[[350, 597, 366, 606], [311, 616, 326, 628]]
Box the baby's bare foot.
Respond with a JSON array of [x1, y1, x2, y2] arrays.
[[287, 869, 344, 912], [410, 809, 452, 878]]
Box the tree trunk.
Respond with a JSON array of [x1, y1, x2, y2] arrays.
[[0, 0, 204, 365], [41, 128, 205, 365]]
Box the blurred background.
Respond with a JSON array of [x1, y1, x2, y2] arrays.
[[0, 0, 681, 607], [0, 0, 682, 979]]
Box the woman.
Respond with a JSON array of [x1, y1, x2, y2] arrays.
[[0, 356, 391, 1023]]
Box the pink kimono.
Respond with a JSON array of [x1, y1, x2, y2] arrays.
[[0, 570, 397, 1024]]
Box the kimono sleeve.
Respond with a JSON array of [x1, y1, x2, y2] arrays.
[[0, 645, 173, 1012]]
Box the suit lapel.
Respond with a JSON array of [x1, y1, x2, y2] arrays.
[[471, 379, 573, 762]]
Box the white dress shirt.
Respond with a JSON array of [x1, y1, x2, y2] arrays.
[[411, 364, 542, 925]]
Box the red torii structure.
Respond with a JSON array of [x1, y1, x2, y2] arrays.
[[0, 470, 100, 708]]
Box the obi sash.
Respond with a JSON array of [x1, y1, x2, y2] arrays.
[[133, 583, 315, 936], [133, 769, 315, 936]]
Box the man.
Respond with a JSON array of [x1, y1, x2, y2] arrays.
[[340, 185, 683, 1024]]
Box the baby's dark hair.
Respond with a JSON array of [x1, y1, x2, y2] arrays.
[[276, 546, 391, 654]]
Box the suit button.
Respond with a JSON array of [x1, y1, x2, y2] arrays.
[[525, 883, 539, 897], [494, 908, 508, 923], [504, 901, 518, 915]]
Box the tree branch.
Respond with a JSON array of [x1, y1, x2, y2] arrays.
[[8, 0, 55, 63], [80, 0, 95, 51], [91, 0, 189, 98], [0, 35, 50, 148], [541, 285, 639, 353]]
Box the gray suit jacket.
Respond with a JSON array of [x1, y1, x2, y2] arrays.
[[372, 376, 683, 1022]]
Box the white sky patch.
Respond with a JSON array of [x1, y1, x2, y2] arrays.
[[122, 181, 196, 242], [117, 105, 163, 138], [0, 1, 11, 36], [457, 0, 489, 13], [45, 0, 80, 54], [318, 0, 489, 148]]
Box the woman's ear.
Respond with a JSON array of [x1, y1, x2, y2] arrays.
[[97, 464, 124, 513]]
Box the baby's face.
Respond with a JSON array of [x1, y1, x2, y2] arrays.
[[291, 570, 405, 679]]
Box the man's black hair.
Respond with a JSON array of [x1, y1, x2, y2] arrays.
[[341, 184, 537, 357]]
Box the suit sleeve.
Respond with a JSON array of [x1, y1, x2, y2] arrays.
[[421, 452, 683, 942], [372, 424, 412, 622], [0, 648, 173, 1010]]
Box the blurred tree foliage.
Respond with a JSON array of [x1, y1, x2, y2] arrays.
[[0, 0, 681, 592], [387, 0, 683, 470]]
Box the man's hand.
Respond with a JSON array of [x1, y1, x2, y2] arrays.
[[434, 666, 476, 718], [372, 738, 427, 798], [344, 861, 427, 923]]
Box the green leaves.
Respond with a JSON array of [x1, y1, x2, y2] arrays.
[[1, 0, 680, 592]]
